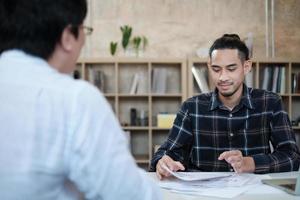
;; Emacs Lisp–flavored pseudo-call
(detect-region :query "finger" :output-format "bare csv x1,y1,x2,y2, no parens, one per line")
161,155,185,172
231,160,243,173
160,155,174,170
219,150,242,160
231,150,242,156
160,162,172,176
172,161,185,171
156,169,162,180
157,160,170,177
231,161,242,169
232,165,243,173
218,151,228,160
162,155,176,164
157,163,170,177
226,155,242,164
164,158,180,171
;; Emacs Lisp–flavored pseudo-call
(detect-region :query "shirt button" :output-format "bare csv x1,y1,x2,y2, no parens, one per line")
229,113,232,118
229,133,234,137
230,168,234,172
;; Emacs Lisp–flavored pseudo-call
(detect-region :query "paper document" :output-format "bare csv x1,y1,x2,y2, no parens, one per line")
162,164,232,181
158,172,269,198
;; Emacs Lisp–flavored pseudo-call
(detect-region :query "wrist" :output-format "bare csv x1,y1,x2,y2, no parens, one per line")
243,157,255,172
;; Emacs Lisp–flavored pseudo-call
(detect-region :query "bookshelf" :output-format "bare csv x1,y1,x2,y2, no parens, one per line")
188,58,300,144
75,58,187,169
74,57,300,167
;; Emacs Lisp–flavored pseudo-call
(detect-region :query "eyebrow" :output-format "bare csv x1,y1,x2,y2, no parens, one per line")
211,63,237,68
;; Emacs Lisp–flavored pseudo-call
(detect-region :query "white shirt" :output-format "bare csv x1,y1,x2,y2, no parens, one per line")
0,50,161,200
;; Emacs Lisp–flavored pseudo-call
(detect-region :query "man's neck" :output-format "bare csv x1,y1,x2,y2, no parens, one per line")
219,85,243,111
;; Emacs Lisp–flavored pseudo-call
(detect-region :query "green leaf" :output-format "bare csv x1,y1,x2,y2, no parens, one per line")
110,42,118,56
120,25,132,50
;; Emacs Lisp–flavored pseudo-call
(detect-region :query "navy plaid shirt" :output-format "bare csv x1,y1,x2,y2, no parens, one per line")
150,85,300,173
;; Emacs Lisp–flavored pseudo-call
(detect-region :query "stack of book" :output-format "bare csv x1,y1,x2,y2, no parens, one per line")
260,66,286,94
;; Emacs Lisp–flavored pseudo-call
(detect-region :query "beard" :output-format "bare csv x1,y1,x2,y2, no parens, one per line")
218,82,241,97
220,90,236,97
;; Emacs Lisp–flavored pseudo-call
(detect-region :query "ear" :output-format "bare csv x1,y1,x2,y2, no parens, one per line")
243,60,252,75
60,26,76,52
207,57,211,68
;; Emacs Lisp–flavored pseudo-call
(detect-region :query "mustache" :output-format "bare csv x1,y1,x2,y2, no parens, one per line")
217,81,233,85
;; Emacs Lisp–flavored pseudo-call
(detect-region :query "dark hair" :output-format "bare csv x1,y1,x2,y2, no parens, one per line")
209,34,249,62
0,0,87,59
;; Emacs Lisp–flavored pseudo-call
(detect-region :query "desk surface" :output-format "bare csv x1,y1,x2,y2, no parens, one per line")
148,172,300,200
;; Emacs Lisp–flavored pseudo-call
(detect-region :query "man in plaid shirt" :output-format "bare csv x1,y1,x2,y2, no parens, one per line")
151,34,300,179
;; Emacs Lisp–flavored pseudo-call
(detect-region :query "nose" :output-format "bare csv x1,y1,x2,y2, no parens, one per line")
218,69,229,82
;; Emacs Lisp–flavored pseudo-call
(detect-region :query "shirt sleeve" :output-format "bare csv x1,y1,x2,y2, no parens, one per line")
65,83,161,200
150,101,193,171
252,96,300,173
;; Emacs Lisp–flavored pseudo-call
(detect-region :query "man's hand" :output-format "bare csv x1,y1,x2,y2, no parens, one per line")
218,150,255,173
156,155,185,180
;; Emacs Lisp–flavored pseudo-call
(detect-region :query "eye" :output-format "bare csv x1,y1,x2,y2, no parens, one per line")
212,67,221,72
228,68,236,72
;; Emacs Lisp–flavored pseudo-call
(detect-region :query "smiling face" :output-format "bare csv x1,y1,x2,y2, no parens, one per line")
208,49,252,100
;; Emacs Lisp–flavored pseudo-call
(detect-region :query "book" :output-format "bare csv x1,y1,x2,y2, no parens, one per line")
291,73,297,93
94,70,105,92
157,113,176,128
152,68,167,94
261,66,272,91
129,73,139,94
271,66,279,93
276,67,282,93
268,67,274,91
280,67,286,94
192,66,210,93
88,67,95,84
137,72,147,94
298,72,300,93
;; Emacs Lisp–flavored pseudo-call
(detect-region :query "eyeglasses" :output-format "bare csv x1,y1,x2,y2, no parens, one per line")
81,25,93,36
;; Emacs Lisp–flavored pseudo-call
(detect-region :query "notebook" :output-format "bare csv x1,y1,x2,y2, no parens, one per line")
262,172,300,195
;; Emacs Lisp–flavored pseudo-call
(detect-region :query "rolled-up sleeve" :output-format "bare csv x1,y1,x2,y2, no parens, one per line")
150,101,193,171
253,97,300,173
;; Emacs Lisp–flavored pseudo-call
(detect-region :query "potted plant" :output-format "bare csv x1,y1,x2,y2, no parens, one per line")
132,36,141,57
120,25,132,51
110,41,118,56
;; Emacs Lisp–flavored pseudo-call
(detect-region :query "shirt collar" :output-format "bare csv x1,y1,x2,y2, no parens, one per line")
209,84,255,111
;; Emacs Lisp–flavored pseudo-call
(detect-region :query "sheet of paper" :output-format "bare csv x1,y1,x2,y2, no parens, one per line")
162,164,232,181
158,172,270,198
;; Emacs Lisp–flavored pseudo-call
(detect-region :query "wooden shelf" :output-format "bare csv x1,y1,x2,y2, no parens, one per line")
76,57,300,165
151,127,172,131
122,126,149,130
104,93,116,97
151,94,182,98
118,94,149,98
291,94,300,97
76,58,187,164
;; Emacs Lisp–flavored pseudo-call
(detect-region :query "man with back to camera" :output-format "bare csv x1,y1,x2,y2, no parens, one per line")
151,34,300,179
0,0,161,199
